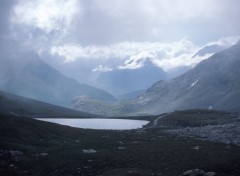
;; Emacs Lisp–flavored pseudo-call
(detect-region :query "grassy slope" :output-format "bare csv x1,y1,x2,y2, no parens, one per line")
1,113,240,176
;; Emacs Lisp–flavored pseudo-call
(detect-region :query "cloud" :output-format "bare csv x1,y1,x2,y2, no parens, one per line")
64,0,240,45
92,65,113,72
4,0,240,50
51,39,195,62
56,39,196,59
206,36,240,47
51,36,240,71
118,51,157,70
0,0,239,88
11,0,79,34
94,0,218,21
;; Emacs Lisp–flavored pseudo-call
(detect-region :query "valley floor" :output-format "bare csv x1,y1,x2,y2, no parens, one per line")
1,111,240,176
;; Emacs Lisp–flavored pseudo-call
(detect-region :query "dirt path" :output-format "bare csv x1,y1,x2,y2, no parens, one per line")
146,113,168,128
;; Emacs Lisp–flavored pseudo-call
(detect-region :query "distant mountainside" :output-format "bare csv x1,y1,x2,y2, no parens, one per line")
0,51,114,107
116,89,146,100
96,58,166,95
192,44,228,58
0,90,99,117
125,40,240,115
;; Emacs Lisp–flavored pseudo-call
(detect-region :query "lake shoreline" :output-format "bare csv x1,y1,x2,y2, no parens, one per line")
36,118,149,130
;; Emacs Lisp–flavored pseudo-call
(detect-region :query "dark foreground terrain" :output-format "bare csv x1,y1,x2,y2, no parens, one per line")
1,110,240,176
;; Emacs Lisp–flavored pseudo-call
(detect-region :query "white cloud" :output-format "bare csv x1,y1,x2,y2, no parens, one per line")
118,51,157,70
11,0,79,34
92,65,112,72
206,36,240,47
51,39,196,62
51,36,239,71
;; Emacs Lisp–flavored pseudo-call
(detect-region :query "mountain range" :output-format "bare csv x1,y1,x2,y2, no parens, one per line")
1,41,239,116
71,40,240,116
125,40,240,115
96,58,166,95
0,51,114,108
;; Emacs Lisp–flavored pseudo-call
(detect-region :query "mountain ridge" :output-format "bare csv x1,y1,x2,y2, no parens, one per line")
0,90,100,117
97,58,166,95
0,51,115,107
129,40,240,115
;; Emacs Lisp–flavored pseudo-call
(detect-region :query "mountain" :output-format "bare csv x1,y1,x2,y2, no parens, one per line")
0,51,115,107
0,90,99,117
118,40,240,115
116,89,146,100
96,58,166,95
192,44,228,58
71,96,116,116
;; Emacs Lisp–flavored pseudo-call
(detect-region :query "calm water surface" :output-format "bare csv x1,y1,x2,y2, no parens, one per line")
36,118,149,130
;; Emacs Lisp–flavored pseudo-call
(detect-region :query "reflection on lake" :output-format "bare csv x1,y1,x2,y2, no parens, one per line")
36,118,149,130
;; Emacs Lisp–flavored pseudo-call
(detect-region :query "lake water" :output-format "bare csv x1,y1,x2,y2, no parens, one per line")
36,118,149,130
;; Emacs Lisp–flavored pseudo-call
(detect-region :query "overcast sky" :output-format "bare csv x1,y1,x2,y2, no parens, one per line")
1,0,240,81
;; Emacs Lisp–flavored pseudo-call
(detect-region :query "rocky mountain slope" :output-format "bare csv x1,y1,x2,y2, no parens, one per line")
128,40,240,115
0,51,114,107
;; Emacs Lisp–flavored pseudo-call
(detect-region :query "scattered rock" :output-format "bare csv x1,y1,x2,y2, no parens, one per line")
83,149,97,154
168,122,240,146
102,135,109,138
150,138,157,141
127,170,141,176
0,150,23,162
181,169,215,176
192,146,201,150
118,147,126,150
9,164,14,168
9,151,23,156
132,141,139,144
205,172,216,176
38,153,49,157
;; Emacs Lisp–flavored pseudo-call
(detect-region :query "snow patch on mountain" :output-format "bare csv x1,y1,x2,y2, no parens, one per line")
190,79,199,88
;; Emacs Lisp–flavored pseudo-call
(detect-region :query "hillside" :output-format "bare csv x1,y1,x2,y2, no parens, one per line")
0,90,99,118
0,51,115,108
